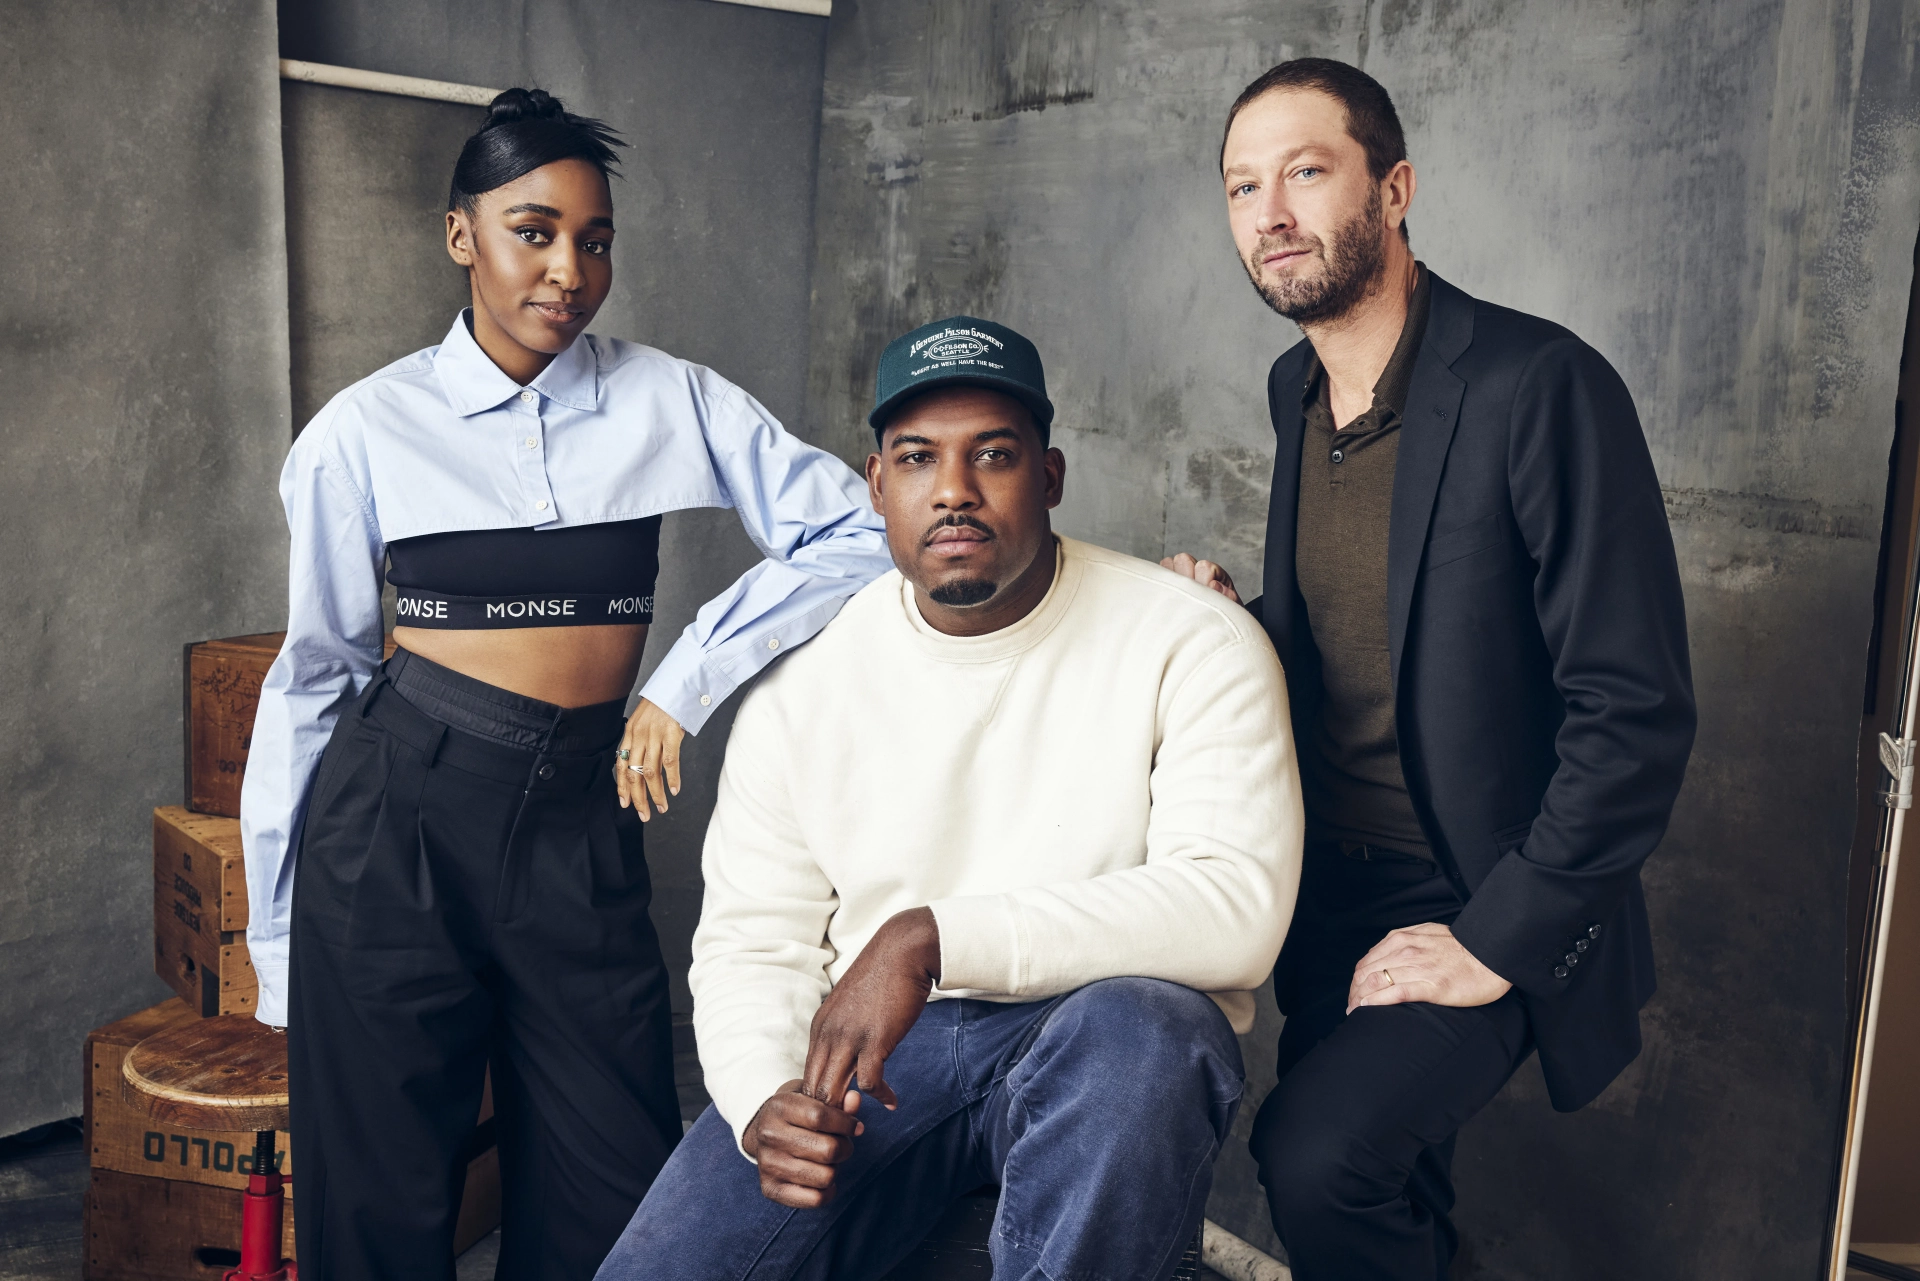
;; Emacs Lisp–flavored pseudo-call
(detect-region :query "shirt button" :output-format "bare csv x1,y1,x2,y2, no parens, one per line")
767,638,780,650
1330,449,1345,464
525,437,538,449
520,390,536,404
535,500,549,511
699,695,712,707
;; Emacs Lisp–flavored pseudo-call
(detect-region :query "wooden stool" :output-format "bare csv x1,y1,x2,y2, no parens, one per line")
122,1014,296,1281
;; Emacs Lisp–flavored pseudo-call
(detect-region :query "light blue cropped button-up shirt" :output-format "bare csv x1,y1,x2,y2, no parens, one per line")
239,313,891,1024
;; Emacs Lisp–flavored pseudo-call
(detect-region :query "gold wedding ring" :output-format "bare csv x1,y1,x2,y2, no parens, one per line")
1382,968,1395,987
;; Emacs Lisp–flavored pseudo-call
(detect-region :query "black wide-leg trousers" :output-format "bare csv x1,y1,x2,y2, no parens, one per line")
1249,846,1534,1281
288,652,679,1281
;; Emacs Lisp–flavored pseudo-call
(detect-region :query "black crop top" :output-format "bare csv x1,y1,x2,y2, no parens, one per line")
386,516,662,628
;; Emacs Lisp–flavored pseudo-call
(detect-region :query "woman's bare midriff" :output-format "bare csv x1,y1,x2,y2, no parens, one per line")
393,622,649,708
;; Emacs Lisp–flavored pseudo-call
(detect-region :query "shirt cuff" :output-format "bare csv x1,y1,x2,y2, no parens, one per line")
638,634,738,734
251,959,289,1027
713,1057,809,1162
927,895,1024,996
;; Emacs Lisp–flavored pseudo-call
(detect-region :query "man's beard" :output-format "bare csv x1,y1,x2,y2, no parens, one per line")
923,513,1001,606
929,578,998,607
1242,186,1388,326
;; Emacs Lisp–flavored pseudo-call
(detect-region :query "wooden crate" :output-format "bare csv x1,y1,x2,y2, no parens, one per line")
84,1000,498,1276
85,1166,294,1281
185,634,284,819
155,808,247,934
185,633,396,818
152,808,255,1016
84,1152,498,1279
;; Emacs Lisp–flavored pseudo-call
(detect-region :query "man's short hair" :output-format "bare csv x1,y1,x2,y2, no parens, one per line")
1222,57,1408,178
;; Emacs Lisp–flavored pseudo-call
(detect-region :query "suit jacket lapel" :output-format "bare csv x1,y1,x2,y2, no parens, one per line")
1261,341,1312,661
1387,272,1475,688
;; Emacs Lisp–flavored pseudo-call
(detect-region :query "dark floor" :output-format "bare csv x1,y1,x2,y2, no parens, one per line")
0,1120,85,1281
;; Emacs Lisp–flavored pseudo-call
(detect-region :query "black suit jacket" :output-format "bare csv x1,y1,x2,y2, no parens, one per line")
1256,271,1695,1111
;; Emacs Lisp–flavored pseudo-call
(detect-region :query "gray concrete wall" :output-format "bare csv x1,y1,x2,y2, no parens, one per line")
277,0,832,1010
282,82,478,433
803,1,1920,1276
0,0,292,1136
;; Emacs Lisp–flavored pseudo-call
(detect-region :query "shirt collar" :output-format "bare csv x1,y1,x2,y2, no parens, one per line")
432,309,602,417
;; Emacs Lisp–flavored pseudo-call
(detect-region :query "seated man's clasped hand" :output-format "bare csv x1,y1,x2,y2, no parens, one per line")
746,905,941,1207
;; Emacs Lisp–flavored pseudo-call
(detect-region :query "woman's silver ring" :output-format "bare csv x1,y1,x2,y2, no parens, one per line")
616,747,631,760
626,764,647,775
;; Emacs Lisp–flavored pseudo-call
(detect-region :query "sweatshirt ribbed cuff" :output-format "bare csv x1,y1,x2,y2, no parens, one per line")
928,895,1023,995
713,1057,809,1162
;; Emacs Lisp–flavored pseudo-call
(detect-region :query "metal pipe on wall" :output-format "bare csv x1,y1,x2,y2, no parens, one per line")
278,59,501,105
711,0,831,12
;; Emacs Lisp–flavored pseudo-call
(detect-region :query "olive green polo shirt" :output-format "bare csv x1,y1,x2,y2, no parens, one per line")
1295,265,1434,858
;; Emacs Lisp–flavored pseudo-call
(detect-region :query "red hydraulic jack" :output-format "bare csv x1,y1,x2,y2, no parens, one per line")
228,1129,297,1281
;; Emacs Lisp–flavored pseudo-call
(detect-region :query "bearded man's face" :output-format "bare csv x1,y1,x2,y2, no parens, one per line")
1222,88,1398,327
1240,182,1387,325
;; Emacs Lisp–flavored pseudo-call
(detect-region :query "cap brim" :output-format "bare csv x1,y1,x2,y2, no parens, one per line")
869,372,1055,433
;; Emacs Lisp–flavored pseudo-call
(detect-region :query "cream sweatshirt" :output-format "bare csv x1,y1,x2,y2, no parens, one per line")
690,536,1305,1144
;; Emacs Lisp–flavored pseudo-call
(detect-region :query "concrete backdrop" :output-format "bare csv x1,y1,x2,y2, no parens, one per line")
277,0,834,1014
281,81,478,433
0,0,292,1136
801,1,1920,1277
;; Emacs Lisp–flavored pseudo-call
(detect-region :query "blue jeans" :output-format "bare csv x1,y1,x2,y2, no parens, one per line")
596,978,1245,1281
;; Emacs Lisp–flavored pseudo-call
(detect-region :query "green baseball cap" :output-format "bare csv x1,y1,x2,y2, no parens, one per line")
869,315,1055,442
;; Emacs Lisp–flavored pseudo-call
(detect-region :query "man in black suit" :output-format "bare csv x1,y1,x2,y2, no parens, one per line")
1163,59,1696,1279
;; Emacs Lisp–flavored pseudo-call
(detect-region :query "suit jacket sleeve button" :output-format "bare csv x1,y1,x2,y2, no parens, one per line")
1554,965,1571,979
1574,939,1589,953
1564,952,1580,966
1588,923,1602,939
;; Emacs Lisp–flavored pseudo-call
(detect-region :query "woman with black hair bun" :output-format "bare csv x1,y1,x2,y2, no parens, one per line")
239,87,891,1278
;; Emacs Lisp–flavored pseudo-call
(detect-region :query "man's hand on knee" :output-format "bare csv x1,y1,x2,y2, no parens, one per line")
744,1082,865,1208
801,907,941,1112
1346,922,1512,1013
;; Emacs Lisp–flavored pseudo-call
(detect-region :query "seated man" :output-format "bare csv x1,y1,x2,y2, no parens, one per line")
597,316,1303,1281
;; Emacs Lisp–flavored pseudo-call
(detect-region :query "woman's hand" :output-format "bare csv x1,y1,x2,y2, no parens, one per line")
616,698,685,820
